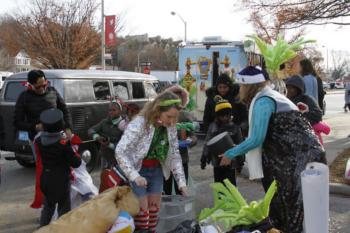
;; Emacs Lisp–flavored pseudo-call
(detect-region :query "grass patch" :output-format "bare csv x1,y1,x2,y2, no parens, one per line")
329,148,350,185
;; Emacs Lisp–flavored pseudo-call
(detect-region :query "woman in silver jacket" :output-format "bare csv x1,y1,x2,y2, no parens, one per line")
115,90,188,232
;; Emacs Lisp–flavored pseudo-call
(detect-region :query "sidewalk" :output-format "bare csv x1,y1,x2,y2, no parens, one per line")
323,113,350,163
327,89,346,95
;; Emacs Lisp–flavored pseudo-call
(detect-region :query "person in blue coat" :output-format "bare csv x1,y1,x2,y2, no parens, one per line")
298,59,323,105
219,66,326,233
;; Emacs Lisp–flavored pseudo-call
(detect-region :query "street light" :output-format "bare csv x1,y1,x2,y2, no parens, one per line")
322,45,329,72
171,11,187,43
101,0,105,70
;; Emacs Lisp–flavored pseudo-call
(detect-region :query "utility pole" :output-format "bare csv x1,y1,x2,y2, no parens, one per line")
101,0,105,70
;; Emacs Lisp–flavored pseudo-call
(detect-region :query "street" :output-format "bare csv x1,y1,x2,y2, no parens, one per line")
0,91,349,233
325,90,346,115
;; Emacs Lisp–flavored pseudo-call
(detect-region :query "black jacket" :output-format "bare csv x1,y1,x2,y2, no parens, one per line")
37,135,81,203
202,121,244,168
14,87,72,140
316,77,326,110
203,85,248,133
291,94,322,125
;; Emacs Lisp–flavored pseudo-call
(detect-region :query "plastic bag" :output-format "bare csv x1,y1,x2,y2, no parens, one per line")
167,220,202,233
107,210,135,233
100,165,128,193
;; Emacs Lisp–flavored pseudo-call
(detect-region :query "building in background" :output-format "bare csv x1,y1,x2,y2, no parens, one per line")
0,49,34,73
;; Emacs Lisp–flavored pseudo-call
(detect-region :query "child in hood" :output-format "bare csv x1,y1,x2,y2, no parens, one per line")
286,75,330,145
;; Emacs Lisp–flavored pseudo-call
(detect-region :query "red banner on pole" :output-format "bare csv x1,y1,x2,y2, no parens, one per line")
105,15,116,46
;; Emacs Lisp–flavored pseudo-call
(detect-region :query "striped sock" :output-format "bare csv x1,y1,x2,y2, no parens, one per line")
149,206,160,233
134,208,149,230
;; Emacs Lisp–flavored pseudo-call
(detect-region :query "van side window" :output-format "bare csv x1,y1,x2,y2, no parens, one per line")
64,80,94,102
145,82,157,98
113,81,129,100
93,81,111,100
4,82,26,102
132,82,145,99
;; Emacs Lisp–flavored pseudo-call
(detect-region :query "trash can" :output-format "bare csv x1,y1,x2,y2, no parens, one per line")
157,195,195,232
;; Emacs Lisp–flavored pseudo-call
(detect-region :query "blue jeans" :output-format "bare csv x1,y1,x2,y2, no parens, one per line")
130,165,163,197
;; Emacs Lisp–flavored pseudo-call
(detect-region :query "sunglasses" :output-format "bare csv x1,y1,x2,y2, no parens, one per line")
34,84,47,89
33,81,48,89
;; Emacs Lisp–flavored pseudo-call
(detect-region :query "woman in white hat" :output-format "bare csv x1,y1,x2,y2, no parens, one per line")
219,66,326,233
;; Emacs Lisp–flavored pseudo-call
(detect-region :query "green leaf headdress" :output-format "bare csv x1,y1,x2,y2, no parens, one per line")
246,35,316,79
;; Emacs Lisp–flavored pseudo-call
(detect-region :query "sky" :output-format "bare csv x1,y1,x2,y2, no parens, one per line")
2,0,350,68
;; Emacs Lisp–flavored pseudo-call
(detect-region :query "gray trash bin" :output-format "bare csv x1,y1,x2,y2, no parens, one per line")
156,195,195,233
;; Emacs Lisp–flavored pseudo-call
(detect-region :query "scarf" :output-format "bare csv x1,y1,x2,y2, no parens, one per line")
246,86,271,180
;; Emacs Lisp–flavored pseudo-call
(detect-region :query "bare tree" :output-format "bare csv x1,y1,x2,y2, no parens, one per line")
330,50,350,80
237,0,350,28
0,0,102,69
248,10,306,43
116,37,178,71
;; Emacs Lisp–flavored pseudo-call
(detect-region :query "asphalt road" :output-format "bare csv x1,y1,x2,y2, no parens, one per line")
324,90,345,115
0,92,349,233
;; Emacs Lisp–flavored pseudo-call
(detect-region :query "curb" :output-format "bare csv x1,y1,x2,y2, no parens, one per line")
326,91,345,95
329,182,350,196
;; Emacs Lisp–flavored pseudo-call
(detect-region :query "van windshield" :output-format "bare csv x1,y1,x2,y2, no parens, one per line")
4,81,27,102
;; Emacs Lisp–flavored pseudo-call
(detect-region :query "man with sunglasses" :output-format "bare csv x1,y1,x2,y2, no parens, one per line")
14,69,72,161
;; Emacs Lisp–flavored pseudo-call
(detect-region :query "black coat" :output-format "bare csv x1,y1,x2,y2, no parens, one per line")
316,77,326,110
37,136,81,204
203,85,248,133
14,87,72,140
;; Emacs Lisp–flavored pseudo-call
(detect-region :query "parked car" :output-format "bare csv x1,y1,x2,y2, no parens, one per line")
0,70,160,171
322,81,330,89
334,81,345,89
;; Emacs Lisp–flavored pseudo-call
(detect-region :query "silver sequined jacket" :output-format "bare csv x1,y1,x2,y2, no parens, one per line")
115,116,186,188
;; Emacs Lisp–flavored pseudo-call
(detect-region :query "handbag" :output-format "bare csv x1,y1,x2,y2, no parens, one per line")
99,164,128,193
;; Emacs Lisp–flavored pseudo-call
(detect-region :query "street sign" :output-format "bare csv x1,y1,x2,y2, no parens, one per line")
143,66,150,74
140,62,152,66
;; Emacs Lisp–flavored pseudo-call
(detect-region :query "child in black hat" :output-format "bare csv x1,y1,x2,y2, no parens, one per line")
35,108,81,227
201,96,244,185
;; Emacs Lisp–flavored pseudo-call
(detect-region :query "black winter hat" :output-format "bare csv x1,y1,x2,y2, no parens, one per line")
215,73,232,87
40,108,64,133
285,75,305,93
214,96,232,116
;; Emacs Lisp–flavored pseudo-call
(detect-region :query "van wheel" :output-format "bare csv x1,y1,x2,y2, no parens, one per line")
16,158,35,168
78,143,99,173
